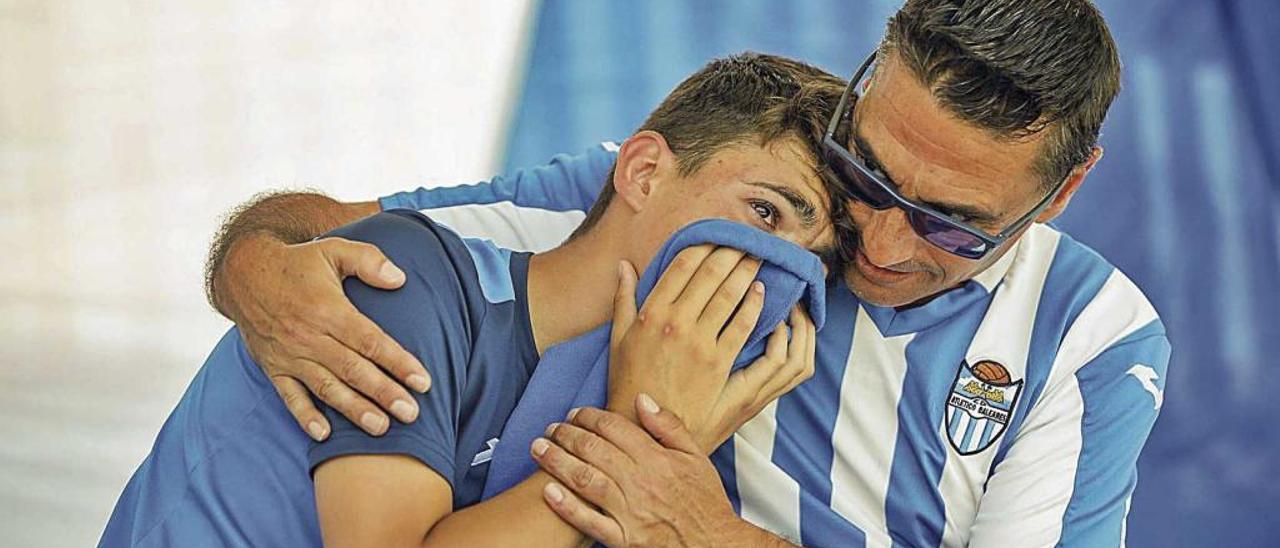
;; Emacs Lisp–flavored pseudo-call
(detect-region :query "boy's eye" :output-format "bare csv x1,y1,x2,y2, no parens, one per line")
749,200,780,229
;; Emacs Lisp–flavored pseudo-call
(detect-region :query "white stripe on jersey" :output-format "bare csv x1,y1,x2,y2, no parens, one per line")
938,228,1059,546
1121,494,1132,547
969,268,1159,546
1049,270,1160,388
420,202,583,253
829,306,914,548
734,400,802,543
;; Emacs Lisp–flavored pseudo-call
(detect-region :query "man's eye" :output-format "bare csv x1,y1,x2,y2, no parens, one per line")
855,150,890,180
749,200,780,229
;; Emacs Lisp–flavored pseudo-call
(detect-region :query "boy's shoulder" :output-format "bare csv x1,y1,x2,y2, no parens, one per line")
326,209,504,317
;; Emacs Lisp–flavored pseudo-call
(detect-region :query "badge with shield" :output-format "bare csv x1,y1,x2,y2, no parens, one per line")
944,360,1023,456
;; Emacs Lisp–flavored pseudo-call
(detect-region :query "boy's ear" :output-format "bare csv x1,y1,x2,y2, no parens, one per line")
612,131,672,213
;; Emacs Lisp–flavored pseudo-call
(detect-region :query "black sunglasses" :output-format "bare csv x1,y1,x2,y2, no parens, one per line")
821,53,1067,260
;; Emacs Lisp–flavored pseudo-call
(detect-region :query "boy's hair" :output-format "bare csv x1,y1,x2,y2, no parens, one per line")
569,52,849,239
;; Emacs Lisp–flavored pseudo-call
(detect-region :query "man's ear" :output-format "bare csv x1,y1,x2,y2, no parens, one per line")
1036,146,1102,223
612,131,671,213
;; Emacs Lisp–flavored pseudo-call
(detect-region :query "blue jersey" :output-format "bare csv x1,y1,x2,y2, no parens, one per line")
100,210,537,546
384,143,1173,548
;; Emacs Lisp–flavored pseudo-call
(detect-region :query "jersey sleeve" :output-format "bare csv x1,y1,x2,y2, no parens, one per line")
307,210,480,488
379,142,618,213
968,325,1171,547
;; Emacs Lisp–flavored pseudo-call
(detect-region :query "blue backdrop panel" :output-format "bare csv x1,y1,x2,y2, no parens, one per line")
502,1,1279,545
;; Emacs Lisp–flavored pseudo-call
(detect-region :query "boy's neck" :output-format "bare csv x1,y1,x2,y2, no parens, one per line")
525,222,629,355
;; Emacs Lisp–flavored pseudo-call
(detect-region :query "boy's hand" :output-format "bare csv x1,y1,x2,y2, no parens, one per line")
606,245,816,452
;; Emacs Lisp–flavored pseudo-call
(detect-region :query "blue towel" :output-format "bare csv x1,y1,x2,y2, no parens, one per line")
481,218,827,499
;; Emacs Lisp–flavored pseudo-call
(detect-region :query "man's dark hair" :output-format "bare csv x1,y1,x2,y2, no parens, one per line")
569,52,849,239
882,0,1121,188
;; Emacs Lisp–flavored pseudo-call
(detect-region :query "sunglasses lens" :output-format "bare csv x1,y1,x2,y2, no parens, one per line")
823,145,894,209
913,212,988,259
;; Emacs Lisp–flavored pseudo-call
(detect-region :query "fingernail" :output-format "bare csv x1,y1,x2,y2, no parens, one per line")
532,437,550,457
307,421,328,441
361,412,388,434
380,261,405,283
545,422,560,436
638,393,660,415
567,407,580,421
618,261,627,280
753,280,765,293
545,482,565,503
407,374,430,393
390,400,418,422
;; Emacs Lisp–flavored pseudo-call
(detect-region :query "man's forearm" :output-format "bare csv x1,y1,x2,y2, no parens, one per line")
204,190,379,319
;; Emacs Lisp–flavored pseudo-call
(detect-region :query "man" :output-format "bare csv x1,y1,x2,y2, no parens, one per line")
102,53,840,546
211,1,1170,546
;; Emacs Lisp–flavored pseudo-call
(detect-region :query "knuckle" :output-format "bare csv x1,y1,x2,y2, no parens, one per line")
354,331,383,359
692,344,717,365
275,387,302,410
314,378,343,403
574,432,600,455
350,240,377,253
570,465,597,491
594,413,621,435
640,304,668,325
308,305,335,326
660,319,684,339
710,287,740,310
368,382,400,406
669,253,697,274
280,388,305,409
697,259,730,282
277,320,306,343
760,354,781,370
799,365,816,382
253,351,284,374
336,355,365,383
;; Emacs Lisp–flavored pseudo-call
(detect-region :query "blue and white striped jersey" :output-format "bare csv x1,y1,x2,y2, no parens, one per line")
383,143,1172,548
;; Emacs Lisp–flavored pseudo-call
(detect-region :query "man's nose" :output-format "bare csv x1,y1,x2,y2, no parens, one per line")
859,206,918,267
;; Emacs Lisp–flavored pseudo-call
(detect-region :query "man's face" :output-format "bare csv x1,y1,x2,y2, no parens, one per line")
632,136,835,266
840,53,1052,307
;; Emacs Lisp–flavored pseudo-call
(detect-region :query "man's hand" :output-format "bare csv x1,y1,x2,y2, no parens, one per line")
608,246,817,452
221,232,431,440
531,399,793,547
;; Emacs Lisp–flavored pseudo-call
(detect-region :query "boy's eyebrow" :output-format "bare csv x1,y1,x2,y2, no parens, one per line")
850,127,1002,224
746,181,820,229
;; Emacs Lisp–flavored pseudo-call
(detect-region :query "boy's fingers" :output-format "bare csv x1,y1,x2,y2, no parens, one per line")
717,280,766,354
697,256,761,331
646,245,715,305
671,247,746,320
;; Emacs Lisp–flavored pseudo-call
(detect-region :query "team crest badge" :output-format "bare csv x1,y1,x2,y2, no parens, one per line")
944,360,1023,456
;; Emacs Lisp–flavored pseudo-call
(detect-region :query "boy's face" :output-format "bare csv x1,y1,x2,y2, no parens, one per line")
629,136,836,270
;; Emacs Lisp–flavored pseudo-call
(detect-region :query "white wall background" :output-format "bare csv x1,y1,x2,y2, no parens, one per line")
0,2,535,545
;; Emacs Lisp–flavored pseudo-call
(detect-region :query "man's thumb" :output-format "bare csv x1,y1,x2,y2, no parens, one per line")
322,237,405,289
636,393,700,454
